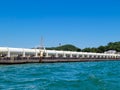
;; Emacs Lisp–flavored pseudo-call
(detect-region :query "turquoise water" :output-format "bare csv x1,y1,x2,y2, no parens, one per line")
0,61,120,90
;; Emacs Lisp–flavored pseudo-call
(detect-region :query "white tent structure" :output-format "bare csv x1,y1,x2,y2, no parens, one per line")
0,47,120,59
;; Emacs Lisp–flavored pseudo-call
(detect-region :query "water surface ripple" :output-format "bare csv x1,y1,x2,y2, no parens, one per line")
0,61,120,90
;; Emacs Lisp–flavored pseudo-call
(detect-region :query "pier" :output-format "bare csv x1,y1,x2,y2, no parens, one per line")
0,47,120,64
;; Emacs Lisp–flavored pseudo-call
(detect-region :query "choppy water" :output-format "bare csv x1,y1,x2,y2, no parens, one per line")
0,61,120,90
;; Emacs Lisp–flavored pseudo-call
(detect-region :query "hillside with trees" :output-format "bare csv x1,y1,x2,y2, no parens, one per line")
46,41,120,53
82,41,120,53
46,44,81,51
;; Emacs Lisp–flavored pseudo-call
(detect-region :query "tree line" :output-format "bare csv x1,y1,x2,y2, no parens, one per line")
46,41,120,53
82,41,120,53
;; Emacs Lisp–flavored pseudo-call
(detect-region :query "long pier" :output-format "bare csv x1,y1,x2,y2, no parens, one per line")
0,57,120,64
0,47,120,64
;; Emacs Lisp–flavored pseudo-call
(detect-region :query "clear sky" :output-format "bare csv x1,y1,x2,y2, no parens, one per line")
0,0,120,49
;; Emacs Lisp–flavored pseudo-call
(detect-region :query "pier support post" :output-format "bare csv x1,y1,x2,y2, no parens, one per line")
7,48,10,57
100,55,102,59
46,52,49,57
35,52,38,57
76,54,79,58
87,55,90,58
91,55,94,58
35,49,38,57
82,55,85,58
63,53,66,58
23,51,25,57
70,53,72,58
55,53,58,58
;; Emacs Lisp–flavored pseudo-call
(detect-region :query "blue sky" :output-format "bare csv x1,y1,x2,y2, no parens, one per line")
0,0,120,49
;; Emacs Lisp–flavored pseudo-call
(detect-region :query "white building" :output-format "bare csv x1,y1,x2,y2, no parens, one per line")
104,50,117,54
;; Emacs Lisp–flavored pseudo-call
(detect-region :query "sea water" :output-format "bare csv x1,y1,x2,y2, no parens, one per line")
0,61,120,90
